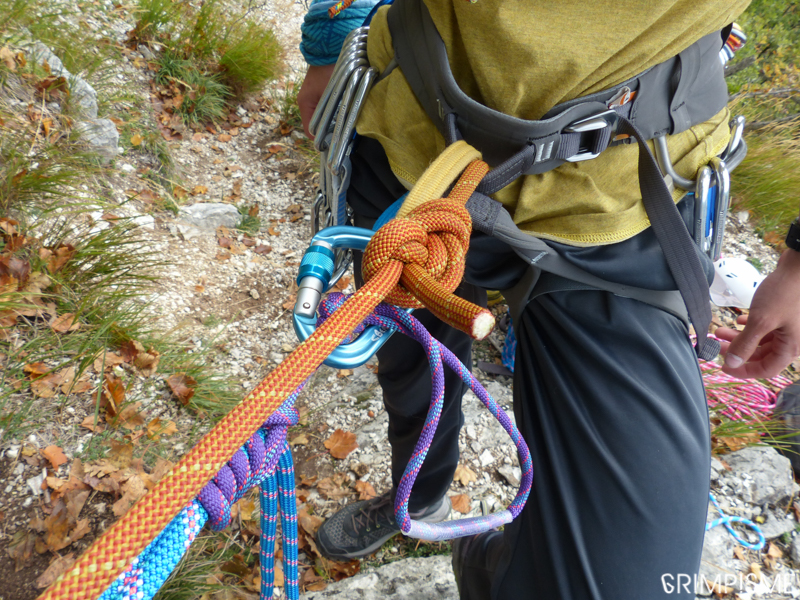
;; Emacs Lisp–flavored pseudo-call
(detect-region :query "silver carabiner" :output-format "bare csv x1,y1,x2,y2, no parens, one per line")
313,57,369,151
709,157,731,261
329,67,378,175
693,166,712,253
327,66,368,172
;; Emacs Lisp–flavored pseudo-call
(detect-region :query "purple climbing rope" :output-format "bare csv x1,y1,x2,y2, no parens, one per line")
320,293,534,542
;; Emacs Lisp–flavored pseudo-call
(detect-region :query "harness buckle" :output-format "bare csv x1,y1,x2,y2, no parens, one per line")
564,109,620,162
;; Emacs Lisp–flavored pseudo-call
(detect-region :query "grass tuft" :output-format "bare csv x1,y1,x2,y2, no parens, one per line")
136,0,283,126
219,21,283,97
731,126,800,236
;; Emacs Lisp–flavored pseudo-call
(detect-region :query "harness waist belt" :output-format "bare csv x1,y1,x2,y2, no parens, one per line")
386,0,729,173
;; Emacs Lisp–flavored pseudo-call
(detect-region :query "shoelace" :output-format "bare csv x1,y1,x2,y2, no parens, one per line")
351,494,394,532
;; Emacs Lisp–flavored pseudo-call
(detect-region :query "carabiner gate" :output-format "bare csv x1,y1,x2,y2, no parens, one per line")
293,226,407,369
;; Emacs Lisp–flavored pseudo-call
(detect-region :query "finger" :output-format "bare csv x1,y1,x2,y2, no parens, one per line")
724,350,790,380
298,101,316,140
714,327,737,343
724,321,770,371
736,314,749,325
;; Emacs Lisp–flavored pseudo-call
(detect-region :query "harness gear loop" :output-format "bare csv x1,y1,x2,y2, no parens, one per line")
362,154,494,339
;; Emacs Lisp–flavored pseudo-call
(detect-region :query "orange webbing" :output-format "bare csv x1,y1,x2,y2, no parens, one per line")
39,160,493,600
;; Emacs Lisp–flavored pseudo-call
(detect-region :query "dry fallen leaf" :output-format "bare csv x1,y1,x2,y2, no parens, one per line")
31,372,64,398
130,134,143,146
454,464,478,486
323,429,358,459
317,474,350,500
115,402,145,430
7,530,36,572
41,446,68,470
80,414,105,432
333,275,352,292
298,507,325,536
450,494,471,514
767,542,783,559
289,433,309,446
354,480,376,500
0,46,16,71
100,374,126,417
49,312,80,333
191,185,208,195
325,557,361,582
146,417,178,439
112,473,147,517
218,133,232,143
23,361,50,379
93,351,125,373
301,567,327,592
36,553,76,588
167,373,197,406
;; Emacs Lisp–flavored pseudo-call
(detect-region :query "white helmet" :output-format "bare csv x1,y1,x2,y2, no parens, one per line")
709,257,765,309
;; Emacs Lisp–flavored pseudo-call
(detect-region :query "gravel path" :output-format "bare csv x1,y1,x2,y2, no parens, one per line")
1,1,798,599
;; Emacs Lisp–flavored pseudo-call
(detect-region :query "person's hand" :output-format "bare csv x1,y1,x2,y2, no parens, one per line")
297,64,336,139
717,249,800,379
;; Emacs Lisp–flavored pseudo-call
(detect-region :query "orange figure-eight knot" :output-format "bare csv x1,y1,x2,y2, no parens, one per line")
362,160,495,340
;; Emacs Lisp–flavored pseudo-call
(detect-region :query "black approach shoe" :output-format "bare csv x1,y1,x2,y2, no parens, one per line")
316,491,451,561
452,530,504,600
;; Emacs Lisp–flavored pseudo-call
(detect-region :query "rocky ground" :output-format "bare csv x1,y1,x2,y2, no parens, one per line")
1,1,799,599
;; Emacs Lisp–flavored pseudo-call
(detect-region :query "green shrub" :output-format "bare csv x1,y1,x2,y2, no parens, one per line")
176,68,230,124
135,0,283,126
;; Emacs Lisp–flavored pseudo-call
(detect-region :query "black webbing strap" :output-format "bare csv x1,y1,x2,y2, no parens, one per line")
465,192,691,330
616,118,719,359
465,117,720,359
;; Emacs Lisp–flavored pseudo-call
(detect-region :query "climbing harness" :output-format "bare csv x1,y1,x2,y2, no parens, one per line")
384,0,752,361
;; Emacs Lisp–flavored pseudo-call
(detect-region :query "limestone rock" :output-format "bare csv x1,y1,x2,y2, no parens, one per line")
28,41,98,118
75,118,119,162
757,509,796,540
721,446,794,506
178,203,242,230
303,556,457,599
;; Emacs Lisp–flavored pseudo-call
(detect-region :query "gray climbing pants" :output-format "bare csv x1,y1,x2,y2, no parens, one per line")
347,136,713,599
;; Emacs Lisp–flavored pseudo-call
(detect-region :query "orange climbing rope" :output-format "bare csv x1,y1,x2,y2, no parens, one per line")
39,157,492,600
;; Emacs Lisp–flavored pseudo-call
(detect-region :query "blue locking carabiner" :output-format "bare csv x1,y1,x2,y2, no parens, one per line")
292,226,408,369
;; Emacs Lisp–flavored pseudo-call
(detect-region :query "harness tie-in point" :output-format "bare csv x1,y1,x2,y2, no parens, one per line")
362,156,495,340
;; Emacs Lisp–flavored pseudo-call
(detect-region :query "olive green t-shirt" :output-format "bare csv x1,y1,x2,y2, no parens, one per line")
356,0,750,245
